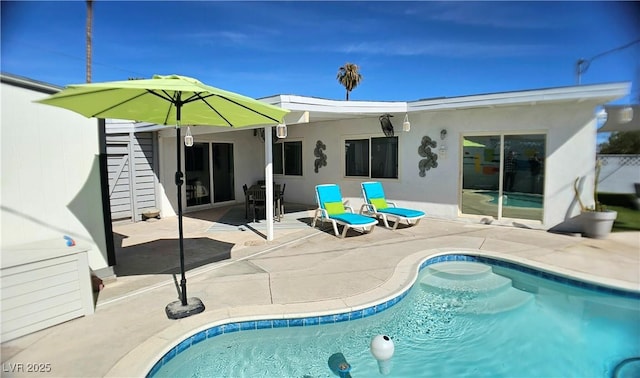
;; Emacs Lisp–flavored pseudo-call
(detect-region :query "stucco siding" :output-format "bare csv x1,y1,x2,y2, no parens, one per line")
1,80,109,271
154,101,608,230
152,86,626,232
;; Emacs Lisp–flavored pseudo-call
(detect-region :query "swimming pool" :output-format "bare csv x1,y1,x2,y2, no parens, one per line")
148,255,640,377
485,191,543,209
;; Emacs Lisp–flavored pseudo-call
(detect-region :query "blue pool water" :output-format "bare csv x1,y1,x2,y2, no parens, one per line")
149,256,640,378
485,191,543,209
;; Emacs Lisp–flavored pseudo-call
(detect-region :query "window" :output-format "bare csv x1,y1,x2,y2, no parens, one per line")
273,141,302,176
345,137,398,179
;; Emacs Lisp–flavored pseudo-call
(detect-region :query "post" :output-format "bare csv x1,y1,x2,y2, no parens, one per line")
264,126,274,241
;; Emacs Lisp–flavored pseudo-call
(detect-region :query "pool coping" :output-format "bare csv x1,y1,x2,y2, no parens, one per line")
106,248,640,377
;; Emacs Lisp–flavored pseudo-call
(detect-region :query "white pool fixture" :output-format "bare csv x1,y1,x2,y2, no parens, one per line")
370,334,394,375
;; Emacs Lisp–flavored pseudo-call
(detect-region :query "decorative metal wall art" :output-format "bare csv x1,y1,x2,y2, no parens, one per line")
314,140,327,173
418,135,439,177
379,114,395,137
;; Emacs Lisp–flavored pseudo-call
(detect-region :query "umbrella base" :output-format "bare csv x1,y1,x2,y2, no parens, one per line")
165,297,205,319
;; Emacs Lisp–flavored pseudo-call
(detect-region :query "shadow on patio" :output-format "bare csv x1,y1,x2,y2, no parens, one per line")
113,233,233,276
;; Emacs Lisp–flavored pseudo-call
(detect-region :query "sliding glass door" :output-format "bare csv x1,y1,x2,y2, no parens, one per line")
185,142,235,207
185,142,211,207
461,134,545,221
212,143,235,203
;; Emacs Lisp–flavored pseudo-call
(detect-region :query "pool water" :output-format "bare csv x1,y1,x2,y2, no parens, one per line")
151,260,639,378
485,191,543,209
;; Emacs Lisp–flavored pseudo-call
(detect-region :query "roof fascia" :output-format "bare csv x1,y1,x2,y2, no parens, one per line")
265,95,408,114
266,83,630,115
1,73,62,95
408,82,631,111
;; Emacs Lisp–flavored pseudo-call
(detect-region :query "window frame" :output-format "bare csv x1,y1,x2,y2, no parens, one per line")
273,140,303,177
344,134,399,180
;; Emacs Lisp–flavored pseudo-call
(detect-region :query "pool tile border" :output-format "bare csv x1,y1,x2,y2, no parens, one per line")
147,253,640,377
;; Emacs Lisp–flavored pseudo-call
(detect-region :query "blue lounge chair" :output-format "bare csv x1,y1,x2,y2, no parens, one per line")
360,181,425,229
312,184,377,238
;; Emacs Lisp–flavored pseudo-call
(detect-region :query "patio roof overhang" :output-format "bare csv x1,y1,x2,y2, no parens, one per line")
126,81,631,136
263,82,630,124
261,94,408,124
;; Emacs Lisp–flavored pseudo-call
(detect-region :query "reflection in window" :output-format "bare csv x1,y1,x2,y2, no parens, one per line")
185,142,211,207
372,137,398,179
345,139,369,177
273,141,302,176
212,143,235,203
461,134,545,221
345,137,398,179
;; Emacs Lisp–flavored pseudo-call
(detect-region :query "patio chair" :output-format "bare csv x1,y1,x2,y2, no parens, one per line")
312,184,377,238
251,187,267,222
360,181,425,230
278,183,286,218
243,184,254,219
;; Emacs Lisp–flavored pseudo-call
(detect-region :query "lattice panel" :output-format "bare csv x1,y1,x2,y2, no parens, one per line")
598,155,640,166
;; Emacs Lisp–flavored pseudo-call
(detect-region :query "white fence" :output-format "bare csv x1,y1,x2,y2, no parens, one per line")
597,154,640,194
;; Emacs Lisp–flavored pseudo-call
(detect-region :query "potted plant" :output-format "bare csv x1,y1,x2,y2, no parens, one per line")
573,160,617,238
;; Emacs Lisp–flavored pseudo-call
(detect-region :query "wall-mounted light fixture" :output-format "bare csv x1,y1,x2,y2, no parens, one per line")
619,106,634,123
439,144,447,158
184,126,194,147
403,114,411,132
276,123,287,139
439,129,447,158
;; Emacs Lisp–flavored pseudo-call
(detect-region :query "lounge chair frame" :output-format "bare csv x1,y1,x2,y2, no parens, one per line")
360,181,425,230
312,184,377,238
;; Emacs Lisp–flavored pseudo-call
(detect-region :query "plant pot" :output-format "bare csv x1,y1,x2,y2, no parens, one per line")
581,210,617,239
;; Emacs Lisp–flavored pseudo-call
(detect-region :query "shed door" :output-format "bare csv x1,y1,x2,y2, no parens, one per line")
106,132,156,221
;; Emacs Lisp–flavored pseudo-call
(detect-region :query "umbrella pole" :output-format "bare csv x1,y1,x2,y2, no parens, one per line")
176,126,188,306
165,111,205,319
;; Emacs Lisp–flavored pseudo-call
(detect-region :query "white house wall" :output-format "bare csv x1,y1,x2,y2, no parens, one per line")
275,100,603,230
152,90,621,232
1,81,109,271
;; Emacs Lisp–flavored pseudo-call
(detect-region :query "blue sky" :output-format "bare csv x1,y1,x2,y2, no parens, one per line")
2,1,639,104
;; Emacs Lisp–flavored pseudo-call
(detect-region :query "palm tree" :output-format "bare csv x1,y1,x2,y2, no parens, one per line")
86,0,93,83
336,63,362,101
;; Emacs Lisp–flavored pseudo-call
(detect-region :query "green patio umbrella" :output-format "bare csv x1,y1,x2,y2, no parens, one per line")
37,74,289,319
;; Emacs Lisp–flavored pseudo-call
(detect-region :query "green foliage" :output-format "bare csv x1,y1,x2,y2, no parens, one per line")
597,192,637,208
336,63,362,101
599,131,640,154
607,205,640,232
597,193,640,232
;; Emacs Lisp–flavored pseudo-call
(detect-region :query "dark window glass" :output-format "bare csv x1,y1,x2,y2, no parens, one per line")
273,143,283,175
371,137,398,179
345,139,369,176
185,142,211,207
284,141,302,176
345,137,398,178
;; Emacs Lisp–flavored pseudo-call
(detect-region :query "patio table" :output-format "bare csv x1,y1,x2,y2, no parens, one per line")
245,184,282,221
